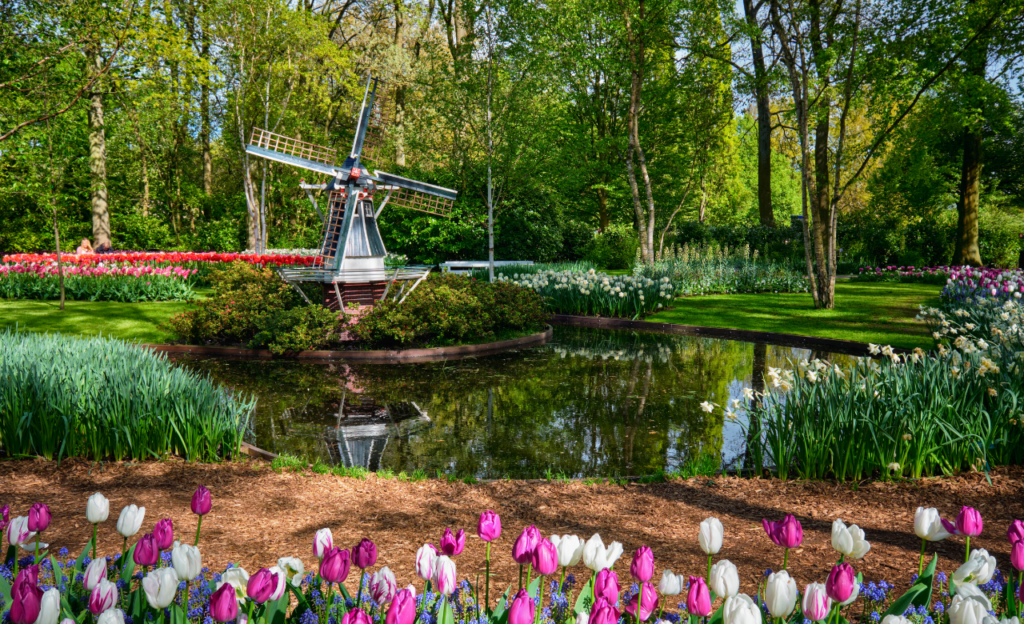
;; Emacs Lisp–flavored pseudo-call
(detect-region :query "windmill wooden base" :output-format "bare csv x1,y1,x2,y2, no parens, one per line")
321,282,389,310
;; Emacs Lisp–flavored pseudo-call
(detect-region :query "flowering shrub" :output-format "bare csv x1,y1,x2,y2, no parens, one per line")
0,262,197,302
2,491,1022,624
939,268,1024,306
496,270,673,319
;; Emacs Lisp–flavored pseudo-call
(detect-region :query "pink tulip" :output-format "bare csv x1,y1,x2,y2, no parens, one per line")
341,609,372,624
686,576,712,617
247,568,276,604
191,486,212,515
321,547,351,584
956,507,983,537
630,545,654,582
825,564,856,603
0,504,10,532
89,580,118,615
153,518,174,550
590,599,621,624
802,583,831,622
10,568,43,624
763,514,803,548
209,583,238,623
1012,540,1024,572
27,503,51,532
626,581,658,622
513,525,541,565
1008,520,1024,544
133,534,160,567
507,589,535,624
594,569,620,603
352,538,377,569
440,528,466,557
478,511,501,542
385,588,417,624
531,538,559,575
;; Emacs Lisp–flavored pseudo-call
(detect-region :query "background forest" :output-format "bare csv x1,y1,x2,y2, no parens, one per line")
1,0,1023,271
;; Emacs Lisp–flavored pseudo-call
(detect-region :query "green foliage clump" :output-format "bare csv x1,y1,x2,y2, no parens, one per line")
351,273,549,348
0,330,253,462
168,262,346,354
583,223,640,270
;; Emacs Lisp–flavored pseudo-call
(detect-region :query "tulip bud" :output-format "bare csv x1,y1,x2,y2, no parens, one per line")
434,555,457,596
625,581,658,622
209,583,239,623
89,579,119,615
277,557,305,587
763,515,803,548
352,538,378,569
513,525,541,565
314,528,334,559
440,528,465,557
172,542,202,581
687,576,712,617
914,507,954,542
96,609,126,624
247,568,276,604
723,594,762,624
953,548,997,585
116,505,145,539
698,517,724,555
709,560,740,599
478,511,502,543
84,557,108,591
801,583,831,622
268,566,288,602
956,507,984,537
532,539,559,576
1008,520,1024,545
1012,540,1024,572
27,503,51,533
86,493,110,525
6,516,36,546
191,486,212,516
658,570,683,596
321,547,351,584
153,518,174,550
582,534,623,572
508,589,535,624
341,609,372,624
9,569,43,624
133,534,160,567
831,520,870,559
386,588,417,624
630,545,654,582
825,564,856,604
142,568,179,610
415,544,438,581
764,571,798,619
370,566,398,604
594,569,620,603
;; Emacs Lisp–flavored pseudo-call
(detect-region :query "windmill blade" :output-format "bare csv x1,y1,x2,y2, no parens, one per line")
360,83,393,162
374,170,457,218
247,128,340,177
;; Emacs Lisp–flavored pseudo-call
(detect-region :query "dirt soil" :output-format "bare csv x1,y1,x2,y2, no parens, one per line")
3,459,1022,602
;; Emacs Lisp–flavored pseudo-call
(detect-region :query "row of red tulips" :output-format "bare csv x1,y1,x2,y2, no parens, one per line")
1,252,316,267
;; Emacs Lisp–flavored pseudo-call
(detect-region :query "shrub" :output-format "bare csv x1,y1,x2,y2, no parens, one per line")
583,223,640,269
351,273,549,348
0,330,253,462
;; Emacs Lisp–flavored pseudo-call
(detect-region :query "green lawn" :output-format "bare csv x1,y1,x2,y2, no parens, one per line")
646,281,941,349
0,299,191,343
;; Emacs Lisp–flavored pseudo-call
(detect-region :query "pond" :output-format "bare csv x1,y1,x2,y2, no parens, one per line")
174,327,844,479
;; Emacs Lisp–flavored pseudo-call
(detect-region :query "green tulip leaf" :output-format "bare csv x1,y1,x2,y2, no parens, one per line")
0,575,11,607
173,603,187,624
267,591,289,624
882,584,926,617
439,600,456,624
338,582,354,604
707,602,725,624
527,577,541,601
288,583,311,610
573,577,595,615
74,538,94,574
4,545,15,567
49,554,67,588
120,544,138,583
491,585,513,621
912,555,938,608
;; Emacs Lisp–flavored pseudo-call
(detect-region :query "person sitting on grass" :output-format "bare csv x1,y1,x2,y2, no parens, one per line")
95,241,112,253
75,238,94,254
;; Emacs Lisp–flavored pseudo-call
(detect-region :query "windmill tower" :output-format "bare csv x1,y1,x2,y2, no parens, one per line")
246,74,457,310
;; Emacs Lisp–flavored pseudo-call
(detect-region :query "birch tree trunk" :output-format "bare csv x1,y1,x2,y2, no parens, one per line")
87,48,111,247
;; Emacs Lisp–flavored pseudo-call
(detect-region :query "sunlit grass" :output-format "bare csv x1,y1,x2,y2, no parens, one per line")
0,298,193,343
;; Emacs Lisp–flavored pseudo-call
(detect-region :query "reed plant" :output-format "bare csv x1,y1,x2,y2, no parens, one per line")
0,330,253,462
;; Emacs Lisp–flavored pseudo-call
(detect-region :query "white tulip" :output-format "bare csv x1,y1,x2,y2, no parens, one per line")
142,568,179,610
576,613,589,624
953,549,997,586
268,566,288,601
60,619,76,624
581,534,624,572
699,517,724,555
723,594,762,624
658,570,684,596
96,609,126,624
6,516,36,546
277,557,305,587
36,588,61,624
313,528,333,558
415,544,438,581
954,582,993,612
831,520,871,559
218,567,250,604
86,493,110,525
949,595,991,624
171,542,202,581
116,505,145,539
370,566,397,604
83,557,108,591
764,571,798,618
983,618,1020,624
914,507,953,542
881,617,913,624
549,535,585,567
709,560,740,598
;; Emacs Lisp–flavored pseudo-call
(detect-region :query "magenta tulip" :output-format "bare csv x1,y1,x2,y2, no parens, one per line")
956,507,983,537
508,589,536,624
209,583,238,623
321,547,351,584
353,538,378,569
531,538,558,576
1019,579,1024,605
513,525,541,565
386,588,417,624
341,609,372,624
0,504,10,532
594,569,620,603
192,486,212,515
478,511,502,542
687,576,712,617
440,528,466,557
630,545,654,582
626,581,658,622
1012,540,1024,572
763,514,804,548
153,518,174,550
590,598,621,624
27,503,51,533
9,568,43,624
248,568,276,604
1008,520,1024,544
826,564,856,603
133,533,160,567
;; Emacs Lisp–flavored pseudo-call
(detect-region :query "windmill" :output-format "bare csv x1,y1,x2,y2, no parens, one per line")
246,74,457,310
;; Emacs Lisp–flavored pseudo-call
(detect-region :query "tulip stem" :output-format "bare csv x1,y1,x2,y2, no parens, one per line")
964,536,971,563
535,579,544,624
526,565,532,592
35,537,40,564
92,524,98,562
518,564,523,592
195,515,203,547
485,543,491,615
560,567,566,594
782,548,789,572
356,570,366,611
637,582,644,624
706,555,712,582
122,536,127,566
918,539,926,577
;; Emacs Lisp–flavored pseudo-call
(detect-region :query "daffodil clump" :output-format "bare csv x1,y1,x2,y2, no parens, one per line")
496,269,674,319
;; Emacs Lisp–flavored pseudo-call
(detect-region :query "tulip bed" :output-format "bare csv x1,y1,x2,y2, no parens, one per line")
0,263,198,303
939,268,1024,307
1,253,316,268
2,490,1024,624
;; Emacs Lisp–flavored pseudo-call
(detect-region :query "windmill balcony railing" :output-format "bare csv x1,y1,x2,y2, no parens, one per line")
276,265,433,284
249,128,337,166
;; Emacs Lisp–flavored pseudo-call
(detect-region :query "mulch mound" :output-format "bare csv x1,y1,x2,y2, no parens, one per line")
3,459,1022,601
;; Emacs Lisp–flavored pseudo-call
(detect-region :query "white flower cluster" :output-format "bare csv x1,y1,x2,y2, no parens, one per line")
496,269,674,318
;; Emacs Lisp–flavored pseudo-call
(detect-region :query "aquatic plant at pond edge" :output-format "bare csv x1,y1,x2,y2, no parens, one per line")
0,330,253,462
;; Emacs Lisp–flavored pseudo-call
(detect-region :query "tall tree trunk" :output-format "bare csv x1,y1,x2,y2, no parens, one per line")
597,185,609,232
201,51,212,197
743,0,774,227
812,114,833,308
87,49,111,248
952,39,987,267
623,1,653,264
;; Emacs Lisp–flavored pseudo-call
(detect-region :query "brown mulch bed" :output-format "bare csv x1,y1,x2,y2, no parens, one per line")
2,459,1022,601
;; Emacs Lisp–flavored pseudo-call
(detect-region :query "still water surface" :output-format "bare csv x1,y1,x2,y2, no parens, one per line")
175,327,840,478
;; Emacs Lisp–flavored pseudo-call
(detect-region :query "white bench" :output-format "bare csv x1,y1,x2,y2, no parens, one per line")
439,261,534,275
